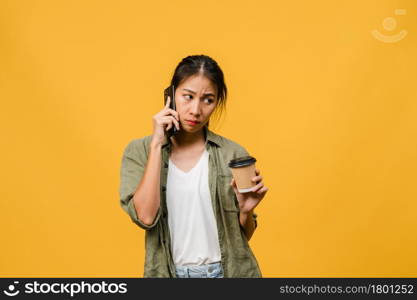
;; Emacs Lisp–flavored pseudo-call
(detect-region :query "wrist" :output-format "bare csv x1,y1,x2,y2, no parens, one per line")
150,139,163,150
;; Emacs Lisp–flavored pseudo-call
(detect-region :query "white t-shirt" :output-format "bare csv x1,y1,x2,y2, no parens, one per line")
166,149,222,266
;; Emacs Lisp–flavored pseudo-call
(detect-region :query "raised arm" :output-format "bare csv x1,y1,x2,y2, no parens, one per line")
119,96,180,229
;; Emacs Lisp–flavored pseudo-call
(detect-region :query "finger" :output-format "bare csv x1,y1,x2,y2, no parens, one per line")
162,116,180,130
251,175,263,183
230,178,237,187
251,181,264,193
167,108,180,121
257,186,268,195
171,116,180,130
162,110,179,125
230,178,239,193
165,96,170,108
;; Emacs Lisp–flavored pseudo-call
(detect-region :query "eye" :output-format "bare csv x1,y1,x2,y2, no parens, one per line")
204,98,214,104
183,94,192,100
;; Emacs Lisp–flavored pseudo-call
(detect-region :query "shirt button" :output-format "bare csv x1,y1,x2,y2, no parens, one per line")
162,186,166,192
164,162,168,168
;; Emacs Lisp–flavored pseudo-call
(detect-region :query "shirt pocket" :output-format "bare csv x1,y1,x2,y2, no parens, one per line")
218,174,240,213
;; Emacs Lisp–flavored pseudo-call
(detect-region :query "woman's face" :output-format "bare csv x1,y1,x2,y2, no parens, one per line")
174,74,218,133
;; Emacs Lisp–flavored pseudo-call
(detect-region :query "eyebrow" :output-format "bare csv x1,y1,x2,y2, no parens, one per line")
182,88,215,97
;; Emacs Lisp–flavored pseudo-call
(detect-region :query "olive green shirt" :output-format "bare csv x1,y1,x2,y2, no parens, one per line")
119,126,262,277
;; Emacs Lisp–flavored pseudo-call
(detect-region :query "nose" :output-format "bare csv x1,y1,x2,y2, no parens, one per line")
190,99,201,117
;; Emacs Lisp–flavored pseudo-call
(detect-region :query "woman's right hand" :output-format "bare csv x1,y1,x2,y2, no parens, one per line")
150,96,180,146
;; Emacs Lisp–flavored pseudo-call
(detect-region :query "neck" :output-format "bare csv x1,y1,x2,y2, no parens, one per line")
170,127,206,149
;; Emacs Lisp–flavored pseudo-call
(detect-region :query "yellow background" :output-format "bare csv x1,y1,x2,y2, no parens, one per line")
1,0,416,277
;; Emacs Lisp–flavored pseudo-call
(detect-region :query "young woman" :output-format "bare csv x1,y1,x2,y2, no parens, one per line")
120,55,268,278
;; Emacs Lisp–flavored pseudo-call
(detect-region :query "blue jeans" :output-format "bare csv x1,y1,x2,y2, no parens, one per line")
175,262,224,278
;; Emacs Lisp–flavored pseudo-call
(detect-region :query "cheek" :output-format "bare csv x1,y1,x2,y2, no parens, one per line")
176,97,187,110
207,106,217,116
175,107,186,120
174,99,183,111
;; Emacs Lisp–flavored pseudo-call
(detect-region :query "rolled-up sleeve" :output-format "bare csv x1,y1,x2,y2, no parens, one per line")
119,139,161,230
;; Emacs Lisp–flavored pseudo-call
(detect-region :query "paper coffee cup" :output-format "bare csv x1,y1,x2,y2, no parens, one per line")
228,156,257,193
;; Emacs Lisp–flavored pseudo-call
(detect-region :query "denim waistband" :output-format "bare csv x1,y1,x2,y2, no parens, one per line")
175,261,221,270
175,261,223,278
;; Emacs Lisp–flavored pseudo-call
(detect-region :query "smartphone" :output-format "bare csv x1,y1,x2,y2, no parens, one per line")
164,85,178,136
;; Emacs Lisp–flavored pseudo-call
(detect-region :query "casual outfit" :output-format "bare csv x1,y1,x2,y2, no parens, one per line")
119,126,261,277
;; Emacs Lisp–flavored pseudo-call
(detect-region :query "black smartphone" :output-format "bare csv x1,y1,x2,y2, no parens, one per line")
164,85,178,136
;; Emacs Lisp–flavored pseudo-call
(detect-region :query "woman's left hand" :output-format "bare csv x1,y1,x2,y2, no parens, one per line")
230,168,268,213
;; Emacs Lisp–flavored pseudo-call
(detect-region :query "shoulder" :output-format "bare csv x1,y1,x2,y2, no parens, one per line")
122,135,153,158
211,132,250,161
215,134,250,157
210,133,251,176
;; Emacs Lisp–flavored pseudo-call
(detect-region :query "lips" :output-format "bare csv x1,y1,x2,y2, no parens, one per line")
185,120,200,125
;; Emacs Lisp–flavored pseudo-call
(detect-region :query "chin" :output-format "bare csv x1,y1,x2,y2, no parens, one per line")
182,124,203,133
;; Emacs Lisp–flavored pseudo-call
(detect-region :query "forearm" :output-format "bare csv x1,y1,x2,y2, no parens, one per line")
132,142,162,225
239,210,256,241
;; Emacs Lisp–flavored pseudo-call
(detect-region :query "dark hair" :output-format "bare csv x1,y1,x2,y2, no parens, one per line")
170,55,227,129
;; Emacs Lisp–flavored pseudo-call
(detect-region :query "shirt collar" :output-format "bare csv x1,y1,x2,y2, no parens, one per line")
161,125,222,148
